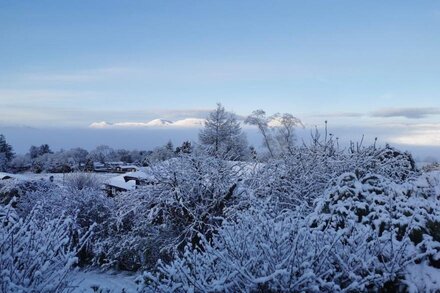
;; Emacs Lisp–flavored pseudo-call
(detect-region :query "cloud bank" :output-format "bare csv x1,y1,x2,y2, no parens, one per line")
371,107,440,119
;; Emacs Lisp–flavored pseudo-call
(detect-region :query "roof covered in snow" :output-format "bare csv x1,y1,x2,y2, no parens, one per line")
105,175,136,191
123,170,155,181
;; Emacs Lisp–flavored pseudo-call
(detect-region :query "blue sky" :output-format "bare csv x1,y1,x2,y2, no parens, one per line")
1,0,440,147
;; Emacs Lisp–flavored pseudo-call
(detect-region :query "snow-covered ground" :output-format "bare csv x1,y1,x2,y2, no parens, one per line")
406,262,440,292
68,270,138,293
17,172,116,187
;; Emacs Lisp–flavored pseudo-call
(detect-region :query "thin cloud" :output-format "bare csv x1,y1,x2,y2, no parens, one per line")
311,112,364,118
24,67,140,83
371,107,440,119
0,89,101,103
0,102,212,128
16,60,352,86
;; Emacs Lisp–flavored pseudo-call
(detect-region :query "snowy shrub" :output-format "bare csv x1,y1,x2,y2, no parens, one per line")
64,172,102,194
313,171,440,269
137,151,430,292
94,154,243,271
139,203,413,292
0,199,91,292
249,138,417,214
15,185,113,266
249,138,372,211
92,188,167,271
368,145,418,182
0,178,54,206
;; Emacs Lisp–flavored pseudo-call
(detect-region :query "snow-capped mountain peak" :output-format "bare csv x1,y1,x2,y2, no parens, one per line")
89,121,113,128
89,118,206,129
145,119,174,127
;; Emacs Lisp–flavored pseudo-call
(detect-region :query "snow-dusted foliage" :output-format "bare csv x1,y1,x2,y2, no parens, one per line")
140,203,413,292
2,124,439,291
249,134,418,213
16,186,112,266
137,140,440,292
93,153,244,271
0,199,89,292
313,170,440,266
199,103,249,160
0,178,54,206
64,172,103,194
0,134,14,171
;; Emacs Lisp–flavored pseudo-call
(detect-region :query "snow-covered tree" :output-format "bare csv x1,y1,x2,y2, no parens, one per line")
199,103,248,160
64,147,89,170
0,134,14,171
144,141,176,165
272,113,303,155
9,154,32,172
87,145,117,163
245,110,303,158
245,109,275,158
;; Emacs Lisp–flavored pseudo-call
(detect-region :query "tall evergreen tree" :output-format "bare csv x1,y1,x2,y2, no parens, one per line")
199,104,248,160
0,134,14,171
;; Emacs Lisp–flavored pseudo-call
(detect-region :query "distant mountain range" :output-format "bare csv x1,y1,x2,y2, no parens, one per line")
88,116,292,129
89,118,206,128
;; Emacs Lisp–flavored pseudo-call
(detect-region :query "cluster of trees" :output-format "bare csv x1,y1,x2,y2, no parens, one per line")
5,141,193,173
198,103,304,161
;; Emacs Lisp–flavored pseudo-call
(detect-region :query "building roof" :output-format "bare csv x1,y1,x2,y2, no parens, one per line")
123,170,155,181
106,175,136,191
107,161,124,166
119,165,139,170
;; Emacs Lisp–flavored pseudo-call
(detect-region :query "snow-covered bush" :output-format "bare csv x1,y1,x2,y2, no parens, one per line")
15,185,113,266
0,178,54,206
249,137,368,211
368,145,418,182
64,172,102,194
249,136,417,214
138,149,431,292
94,154,243,271
139,202,413,292
0,199,91,292
313,171,440,269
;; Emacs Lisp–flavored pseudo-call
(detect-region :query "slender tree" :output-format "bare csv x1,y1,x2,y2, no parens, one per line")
0,134,14,171
199,104,248,160
245,110,275,158
273,113,303,155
